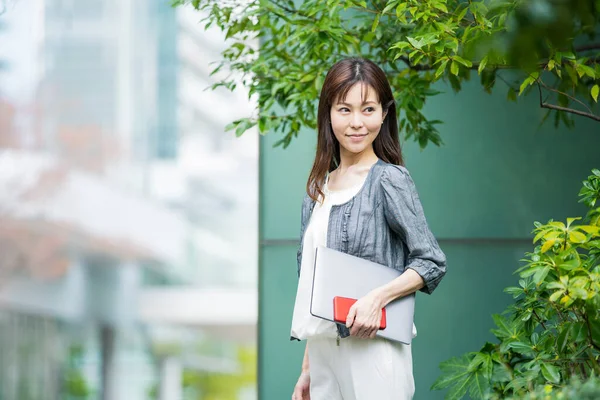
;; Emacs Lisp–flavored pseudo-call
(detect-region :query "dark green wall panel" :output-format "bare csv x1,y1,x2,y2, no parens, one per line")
260,131,316,242
259,244,305,400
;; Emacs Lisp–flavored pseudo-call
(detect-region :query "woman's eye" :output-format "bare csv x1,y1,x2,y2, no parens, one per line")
339,107,350,112
364,107,375,113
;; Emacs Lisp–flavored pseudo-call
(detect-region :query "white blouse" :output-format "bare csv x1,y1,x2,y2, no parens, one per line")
290,177,366,340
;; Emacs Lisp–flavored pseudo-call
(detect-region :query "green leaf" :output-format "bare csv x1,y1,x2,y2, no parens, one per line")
478,56,488,74
407,36,422,50
567,217,582,227
592,85,599,103
508,341,534,355
571,287,588,299
560,294,574,306
533,228,550,243
541,363,561,384
519,76,535,95
300,73,315,83
469,353,493,378
569,322,586,343
491,314,520,341
504,286,523,298
556,324,570,353
391,40,410,50
569,231,587,243
382,1,398,15
542,238,558,253
579,225,599,234
371,14,381,32
453,56,473,68
315,74,324,91
533,266,550,285
548,221,566,229
468,370,491,399
570,276,588,288
450,61,459,76
435,60,448,78
434,2,448,13
547,281,565,290
396,2,407,18
504,377,529,393
544,231,562,241
579,64,596,78
549,290,564,302
558,258,579,271
431,354,473,398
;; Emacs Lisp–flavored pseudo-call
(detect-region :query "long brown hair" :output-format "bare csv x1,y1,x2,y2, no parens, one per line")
306,57,403,202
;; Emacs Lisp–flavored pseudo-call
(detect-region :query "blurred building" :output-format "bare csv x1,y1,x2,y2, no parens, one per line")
0,0,258,399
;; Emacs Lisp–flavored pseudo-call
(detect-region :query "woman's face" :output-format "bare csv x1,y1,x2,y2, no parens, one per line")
330,82,387,156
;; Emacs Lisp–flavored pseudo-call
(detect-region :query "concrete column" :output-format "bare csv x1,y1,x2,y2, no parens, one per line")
99,325,117,400
158,357,183,400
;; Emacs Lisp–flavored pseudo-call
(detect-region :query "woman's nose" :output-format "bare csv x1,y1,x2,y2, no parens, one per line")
350,113,363,128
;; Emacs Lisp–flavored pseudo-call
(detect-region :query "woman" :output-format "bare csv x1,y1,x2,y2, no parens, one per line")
290,58,447,400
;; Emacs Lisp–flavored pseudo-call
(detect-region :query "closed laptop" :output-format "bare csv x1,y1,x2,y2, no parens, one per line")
310,246,415,344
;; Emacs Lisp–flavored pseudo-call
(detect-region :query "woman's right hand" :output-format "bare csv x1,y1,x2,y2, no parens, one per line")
292,371,311,400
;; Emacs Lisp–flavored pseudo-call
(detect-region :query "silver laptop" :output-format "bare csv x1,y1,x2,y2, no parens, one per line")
310,246,415,344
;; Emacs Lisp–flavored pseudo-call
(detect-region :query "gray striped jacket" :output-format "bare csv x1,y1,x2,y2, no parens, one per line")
295,158,447,339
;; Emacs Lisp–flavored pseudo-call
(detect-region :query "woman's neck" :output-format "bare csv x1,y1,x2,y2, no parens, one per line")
337,147,379,173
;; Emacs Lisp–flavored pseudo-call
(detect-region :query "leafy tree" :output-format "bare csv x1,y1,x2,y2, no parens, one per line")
173,0,599,148
431,170,600,399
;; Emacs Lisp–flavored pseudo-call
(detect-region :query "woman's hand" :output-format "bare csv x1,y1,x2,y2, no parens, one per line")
292,371,311,400
346,291,385,339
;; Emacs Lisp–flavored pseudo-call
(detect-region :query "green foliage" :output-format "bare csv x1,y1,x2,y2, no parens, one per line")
181,345,256,400
62,344,92,399
147,345,256,400
173,0,600,148
507,375,600,399
432,169,600,399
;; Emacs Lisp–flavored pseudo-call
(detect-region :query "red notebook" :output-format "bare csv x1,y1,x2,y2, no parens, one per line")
333,296,387,330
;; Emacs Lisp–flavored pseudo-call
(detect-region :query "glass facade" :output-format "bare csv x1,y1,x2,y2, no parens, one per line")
0,0,258,398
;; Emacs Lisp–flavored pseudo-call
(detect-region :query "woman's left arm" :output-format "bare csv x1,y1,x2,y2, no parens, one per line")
378,165,447,295
346,166,446,339
372,268,425,307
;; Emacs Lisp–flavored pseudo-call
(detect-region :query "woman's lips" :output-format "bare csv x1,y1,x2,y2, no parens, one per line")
346,133,368,142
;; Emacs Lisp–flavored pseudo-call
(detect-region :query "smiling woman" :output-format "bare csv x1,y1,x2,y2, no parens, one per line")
290,58,447,400
306,58,402,203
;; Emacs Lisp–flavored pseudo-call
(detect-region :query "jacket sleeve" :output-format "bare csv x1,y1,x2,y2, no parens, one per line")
380,165,447,294
297,193,310,277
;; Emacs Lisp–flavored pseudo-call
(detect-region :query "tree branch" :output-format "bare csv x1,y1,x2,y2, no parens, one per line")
536,80,600,122
268,0,314,20
538,79,594,115
269,0,298,14
540,103,600,122
495,72,518,91
398,56,436,71
575,43,600,52
532,309,547,330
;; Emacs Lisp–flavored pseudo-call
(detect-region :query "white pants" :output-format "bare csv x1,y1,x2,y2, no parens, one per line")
307,336,415,400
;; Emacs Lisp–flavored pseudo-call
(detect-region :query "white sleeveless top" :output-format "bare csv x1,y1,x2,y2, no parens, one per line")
290,176,366,340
